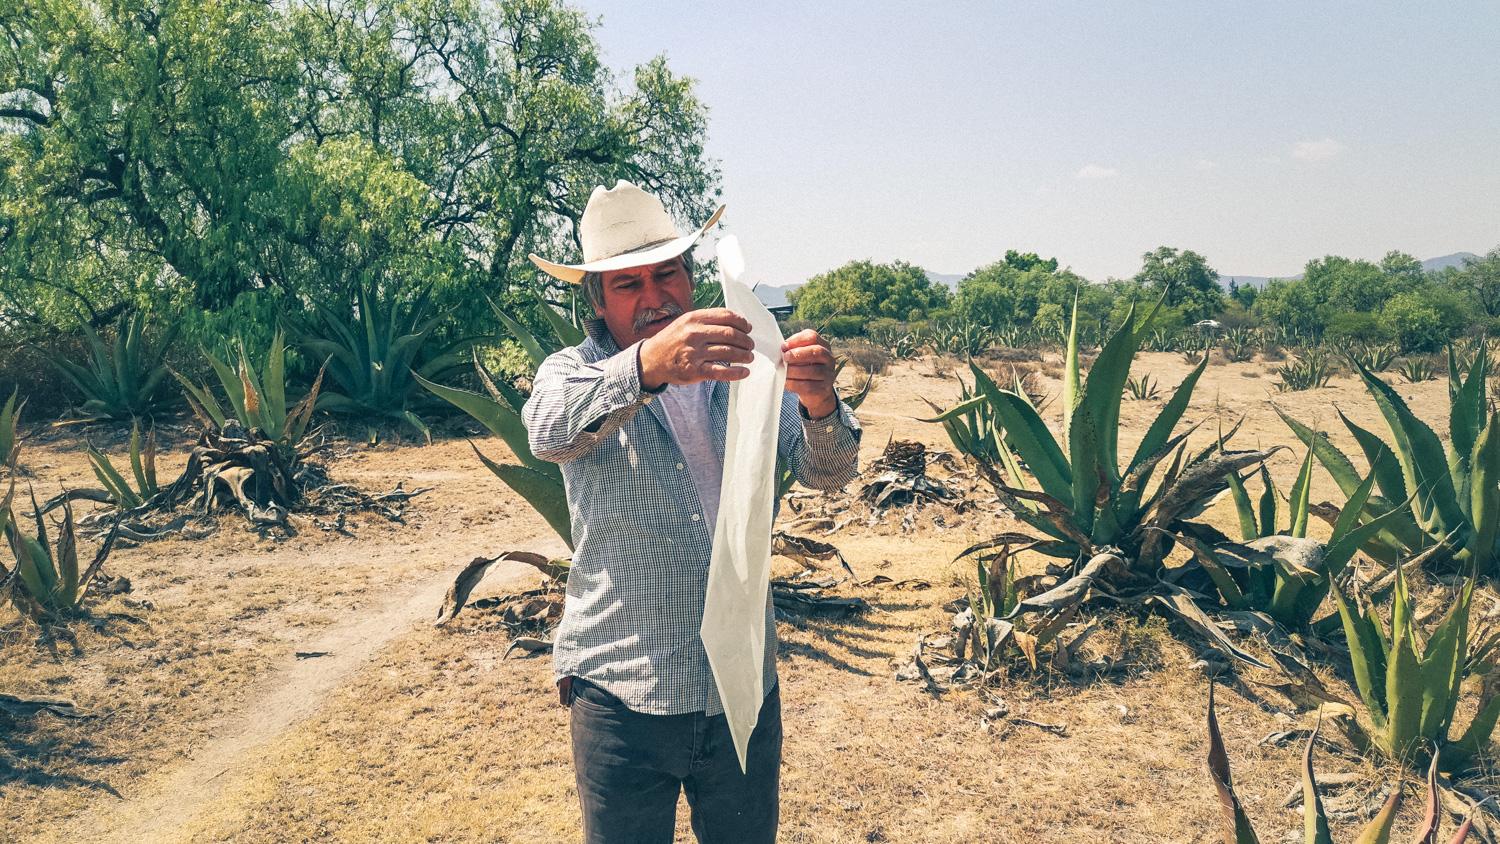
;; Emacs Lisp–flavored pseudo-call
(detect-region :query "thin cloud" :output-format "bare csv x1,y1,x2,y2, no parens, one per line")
1192,159,1218,171
1292,138,1345,162
1075,163,1118,180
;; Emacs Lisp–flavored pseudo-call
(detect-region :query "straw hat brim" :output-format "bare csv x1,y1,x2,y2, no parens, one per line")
528,205,725,285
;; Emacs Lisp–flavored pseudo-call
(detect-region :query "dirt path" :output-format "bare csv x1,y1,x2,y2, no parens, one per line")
51,548,547,844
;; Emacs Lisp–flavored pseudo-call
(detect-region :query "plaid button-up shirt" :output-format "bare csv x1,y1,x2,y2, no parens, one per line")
523,319,861,715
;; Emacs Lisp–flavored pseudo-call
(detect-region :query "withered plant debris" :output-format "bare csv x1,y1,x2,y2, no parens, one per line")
860,439,953,510
41,421,427,541
0,692,90,720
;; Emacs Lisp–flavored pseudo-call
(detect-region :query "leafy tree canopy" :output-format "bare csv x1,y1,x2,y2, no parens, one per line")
788,259,949,325
1132,246,1224,323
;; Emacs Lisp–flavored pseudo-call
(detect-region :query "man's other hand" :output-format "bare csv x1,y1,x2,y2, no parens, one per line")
638,308,755,389
781,329,838,419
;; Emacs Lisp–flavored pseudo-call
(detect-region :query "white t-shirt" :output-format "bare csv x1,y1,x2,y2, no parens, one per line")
657,381,724,531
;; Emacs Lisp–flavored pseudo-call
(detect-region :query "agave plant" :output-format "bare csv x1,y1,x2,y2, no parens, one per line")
1220,328,1258,363
293,283,472,442
1125,373,1159,401
53,311,180,420
175,331,325,452
84,424,160,510
1332,569,1500,766
927,295,1271,572
1275,351,1335,392
1143,328,1180,353
1281,350,1500,574
1189,452,1405,630
1398,358,1438,383
3,484,119,619
1206,684,1472,843
1,389,22,469
1344,343,1399,374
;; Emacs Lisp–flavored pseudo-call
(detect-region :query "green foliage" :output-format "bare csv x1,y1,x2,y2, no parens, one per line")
4,486,117,619
292,284,472,442
1278,349,1500,572
1341,343,1398,373
789,260,949,326
1333,570,1500,766
53,312,180,420
175,331,324,450
1133,247,1225,323
1381,289,1470,354
0,0,719,349
84,424,160,510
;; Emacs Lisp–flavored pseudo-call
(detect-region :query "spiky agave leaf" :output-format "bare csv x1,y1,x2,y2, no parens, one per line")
1206,684,1261,844
0,389,21,468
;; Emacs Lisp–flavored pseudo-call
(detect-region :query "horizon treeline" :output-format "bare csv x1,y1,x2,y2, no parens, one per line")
788,246,1500,353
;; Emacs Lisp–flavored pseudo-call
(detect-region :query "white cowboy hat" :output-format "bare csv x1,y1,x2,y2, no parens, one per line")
528,180,725,285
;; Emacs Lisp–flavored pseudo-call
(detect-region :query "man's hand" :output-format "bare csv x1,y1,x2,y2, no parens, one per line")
638,308,755,390
782,329,838,419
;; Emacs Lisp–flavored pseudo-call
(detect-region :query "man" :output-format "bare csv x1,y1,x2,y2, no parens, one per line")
522,181,861,843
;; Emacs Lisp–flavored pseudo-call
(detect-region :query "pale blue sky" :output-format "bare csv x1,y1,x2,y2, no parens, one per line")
581,1,1500,286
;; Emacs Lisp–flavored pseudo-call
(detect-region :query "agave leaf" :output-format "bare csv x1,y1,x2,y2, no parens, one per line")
1061,290,1080,452
1206,684,1262,844
1382,573,1424,759
1331,580,1390,733
471,443,573,548
1354,359,1466,546
55,498,78,606
86,444,141,509
1126,351,1209,481
1338,409,1410,507
1452,679,1500,760
1467,413,1500,573
490,298,550,367
206,348,247,422
1448,347,1489,474
1415,579,1470,746
0,389,21,467
1349,784,1401,844
1227,470,1259,541
1301,718,1334,844
414,372,551,474
974,381,1072,502
1289,447,1315,539
1258,465,1278,539
532,288,585,348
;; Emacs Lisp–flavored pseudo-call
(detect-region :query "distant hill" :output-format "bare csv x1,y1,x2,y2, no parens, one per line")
754,252,1484,307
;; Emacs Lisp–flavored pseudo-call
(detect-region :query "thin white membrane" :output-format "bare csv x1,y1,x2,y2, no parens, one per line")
700,234,785,773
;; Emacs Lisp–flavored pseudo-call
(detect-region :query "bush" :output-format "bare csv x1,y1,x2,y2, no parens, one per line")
1324,309,1393,345
821,315,866,338
1381,289,1467,353
839,339,890,376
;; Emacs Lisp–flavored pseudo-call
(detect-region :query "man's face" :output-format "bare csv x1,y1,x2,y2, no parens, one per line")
596,257,694,347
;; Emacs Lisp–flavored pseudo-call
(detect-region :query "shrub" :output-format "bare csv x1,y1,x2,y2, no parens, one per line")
840,340,890,376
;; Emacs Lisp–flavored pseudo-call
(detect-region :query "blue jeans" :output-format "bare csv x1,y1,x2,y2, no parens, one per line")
566,678,782,843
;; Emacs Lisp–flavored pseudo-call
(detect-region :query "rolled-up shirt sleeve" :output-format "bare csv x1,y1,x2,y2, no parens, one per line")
778,394,861,491
523,341,662,463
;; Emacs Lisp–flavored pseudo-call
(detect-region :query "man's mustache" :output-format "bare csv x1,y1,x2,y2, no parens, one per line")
633,302,684,332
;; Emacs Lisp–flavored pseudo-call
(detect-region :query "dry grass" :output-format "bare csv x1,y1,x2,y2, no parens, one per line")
2,354,1482,843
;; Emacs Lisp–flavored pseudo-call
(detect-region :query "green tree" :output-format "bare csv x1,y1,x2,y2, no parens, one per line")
0,0,719,343
1252,278,1322,339
1380,288,1468,353
788,260,949,325
1449,246,1500,317
1132,247,1224,323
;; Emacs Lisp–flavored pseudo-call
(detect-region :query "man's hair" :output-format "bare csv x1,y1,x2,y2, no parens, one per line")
581,252,696,314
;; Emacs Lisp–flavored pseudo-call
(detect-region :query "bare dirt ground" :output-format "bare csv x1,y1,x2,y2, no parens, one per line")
2,351,1478,842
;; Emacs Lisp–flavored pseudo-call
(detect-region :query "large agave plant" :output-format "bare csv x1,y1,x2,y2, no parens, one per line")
1280,348,1499,573
1331,569,1500,766
53,311,180,421
175,330,325,452
83,423,160,510
418,290,586,547
928,294,1271,571
293,283,473,442
1206,684,1472,843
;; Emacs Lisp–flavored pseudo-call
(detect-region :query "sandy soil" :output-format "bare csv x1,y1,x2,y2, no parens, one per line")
1,351,1479,842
